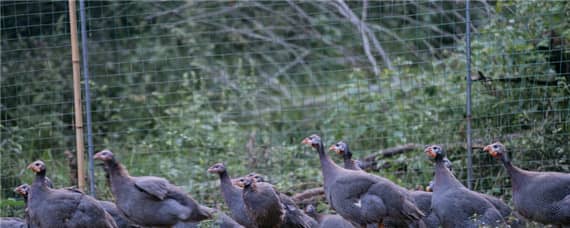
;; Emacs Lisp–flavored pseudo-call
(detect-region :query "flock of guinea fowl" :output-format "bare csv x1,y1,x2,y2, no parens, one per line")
1,134,569,228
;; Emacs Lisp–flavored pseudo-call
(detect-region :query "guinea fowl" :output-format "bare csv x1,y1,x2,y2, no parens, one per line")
16,184,129,228
331,140,439,228
302,134,424,227
13,184,31,226
26,160,117,228
425,145,505,227
234,175,316,228
231,172,317,228
94,150,212,227
304,204,355,228
427,156,523,227
207,163,256,228
242,177,285,228
433,157,514,218
483,142,570,226
16,184,134,228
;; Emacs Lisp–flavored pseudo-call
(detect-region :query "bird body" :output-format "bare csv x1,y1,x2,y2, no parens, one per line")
426,146,505,228
484,142,570,226
332,140,438,228
304,135,424,226
208,163,256,228
95,150,212,227
242,178,285,228
26,160,117,228
511,169,570,224
230,171,316,228
0,217,26,228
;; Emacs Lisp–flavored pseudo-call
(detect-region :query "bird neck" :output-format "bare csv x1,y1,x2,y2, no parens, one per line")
218,171,232,186
342,150,355,168
316,143,342,183
499,154,525,190
434,156,463,190
22,194,28,205
31,170,49,199
343,159,356,170
105,159,130,180
218,170,240,200
33,170,48,188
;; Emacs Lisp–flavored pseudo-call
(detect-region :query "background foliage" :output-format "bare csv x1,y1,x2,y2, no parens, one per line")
1,0,568,224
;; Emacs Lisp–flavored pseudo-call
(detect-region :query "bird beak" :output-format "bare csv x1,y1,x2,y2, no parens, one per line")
27,163,39,173
301,138,311,145
93,152,103,160
232,179,245,188
483,145,498,157
424,148,436,158
328,145,340,154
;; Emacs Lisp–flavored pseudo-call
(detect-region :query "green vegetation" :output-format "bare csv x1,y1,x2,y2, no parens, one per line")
1,1,568,225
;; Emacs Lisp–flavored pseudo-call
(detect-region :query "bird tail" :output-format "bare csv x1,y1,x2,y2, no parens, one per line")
282,204,312,228
103,211,118,228
197,205,215,220
401,199,425,222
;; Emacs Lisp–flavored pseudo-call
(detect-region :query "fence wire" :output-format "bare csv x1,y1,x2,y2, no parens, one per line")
1,1,569,224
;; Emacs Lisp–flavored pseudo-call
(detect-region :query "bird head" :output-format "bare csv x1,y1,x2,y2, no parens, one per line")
27,160,46,173
246,172,265,183
233,177,247,188
207,163,226,174
302,134,322,149
329,141,349,156
424,145,445,160
14,184,30,197
483,142,506,159
242,177,255,189
94,149,115,161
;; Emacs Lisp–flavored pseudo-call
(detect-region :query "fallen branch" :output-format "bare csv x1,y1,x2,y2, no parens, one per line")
358,133,524,171
369,143,422,159
292,187,324,204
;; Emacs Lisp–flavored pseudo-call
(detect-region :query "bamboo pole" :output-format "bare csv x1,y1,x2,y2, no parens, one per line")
68,0,85,190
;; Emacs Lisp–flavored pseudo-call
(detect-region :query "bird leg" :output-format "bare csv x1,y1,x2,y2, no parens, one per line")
377,221,384,228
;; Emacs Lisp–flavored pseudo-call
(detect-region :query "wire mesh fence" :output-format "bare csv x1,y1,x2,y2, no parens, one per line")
1,0,569,224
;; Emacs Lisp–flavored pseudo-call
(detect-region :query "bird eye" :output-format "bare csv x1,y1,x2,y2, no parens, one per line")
35,163,40,166
493,145,498,149
432,147,438,150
